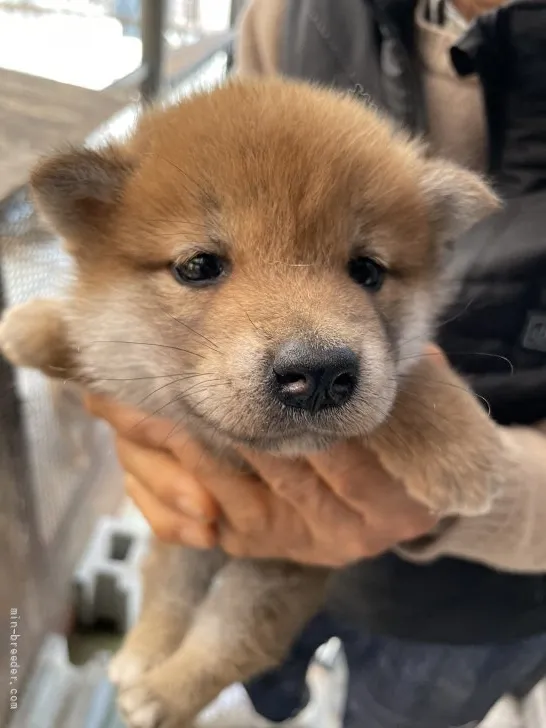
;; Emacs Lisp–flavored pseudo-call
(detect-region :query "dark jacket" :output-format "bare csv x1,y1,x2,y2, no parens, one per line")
280,0,546,643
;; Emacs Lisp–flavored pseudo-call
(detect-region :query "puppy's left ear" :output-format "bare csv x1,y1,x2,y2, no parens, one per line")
419,159,500,244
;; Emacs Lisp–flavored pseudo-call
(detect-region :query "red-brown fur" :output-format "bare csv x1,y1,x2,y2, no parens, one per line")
0,78,502,727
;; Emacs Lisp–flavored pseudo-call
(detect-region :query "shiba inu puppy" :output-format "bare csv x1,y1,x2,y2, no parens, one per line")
0,78,502,728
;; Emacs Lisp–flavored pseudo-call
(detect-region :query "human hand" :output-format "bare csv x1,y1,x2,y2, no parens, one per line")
85,398,438,568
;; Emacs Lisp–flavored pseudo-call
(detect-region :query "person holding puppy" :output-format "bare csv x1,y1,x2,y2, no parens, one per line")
87,1,546,726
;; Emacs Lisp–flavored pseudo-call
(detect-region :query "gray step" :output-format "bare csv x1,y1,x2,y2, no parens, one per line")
72,515,150,633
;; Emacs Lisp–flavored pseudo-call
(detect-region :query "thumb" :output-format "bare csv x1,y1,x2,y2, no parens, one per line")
424,343,448,367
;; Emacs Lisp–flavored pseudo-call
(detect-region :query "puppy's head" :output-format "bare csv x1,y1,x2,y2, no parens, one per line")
31,79,497,451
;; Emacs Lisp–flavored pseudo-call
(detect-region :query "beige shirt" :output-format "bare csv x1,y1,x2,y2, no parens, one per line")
416,0,487,171
234,0,546,574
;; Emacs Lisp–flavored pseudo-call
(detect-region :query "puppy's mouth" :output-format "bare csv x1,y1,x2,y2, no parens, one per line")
200,420,341,453
182,396,369,452
222,424,340,450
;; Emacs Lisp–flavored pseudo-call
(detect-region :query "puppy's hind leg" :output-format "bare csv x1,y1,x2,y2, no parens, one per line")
117,559,328,728
111,544,227,695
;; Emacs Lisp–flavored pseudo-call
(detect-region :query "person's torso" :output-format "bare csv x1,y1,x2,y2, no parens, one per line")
279,0,546,644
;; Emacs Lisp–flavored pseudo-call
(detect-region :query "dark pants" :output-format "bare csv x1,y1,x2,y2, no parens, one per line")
246,613,546,727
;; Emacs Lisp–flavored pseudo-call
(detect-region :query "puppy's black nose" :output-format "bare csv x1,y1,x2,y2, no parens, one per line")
273,342,359,413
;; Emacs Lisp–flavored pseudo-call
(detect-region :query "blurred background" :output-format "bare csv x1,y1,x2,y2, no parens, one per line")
0,3,244,725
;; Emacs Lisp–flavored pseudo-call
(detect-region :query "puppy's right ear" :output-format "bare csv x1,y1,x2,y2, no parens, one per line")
31,145,134,242
418,159,500,246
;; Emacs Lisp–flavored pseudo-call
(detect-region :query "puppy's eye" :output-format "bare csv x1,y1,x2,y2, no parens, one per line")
171,253,226,286
348,257,386,292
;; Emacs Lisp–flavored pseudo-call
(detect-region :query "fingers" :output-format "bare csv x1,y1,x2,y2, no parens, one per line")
423,342,447,364
236,448,328,513
203,470,271,539
306,441,392,504
86,393,270,541
225,450,378,564
125,474,217,548
86,393,243,482
306,441,438,539
235,447,369,554
87,393,436,563
116,437,218,523
85,393,189,451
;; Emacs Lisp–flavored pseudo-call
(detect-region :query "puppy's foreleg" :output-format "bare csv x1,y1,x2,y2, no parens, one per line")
0,298,76,378
369,356,502,515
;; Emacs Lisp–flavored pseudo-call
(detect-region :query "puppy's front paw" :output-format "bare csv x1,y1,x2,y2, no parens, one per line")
0,299,68,372
0,303,38,368
410,465,495,517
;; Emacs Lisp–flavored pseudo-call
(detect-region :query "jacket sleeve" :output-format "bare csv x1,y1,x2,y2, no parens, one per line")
398,422,546,572
234,0,287,76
